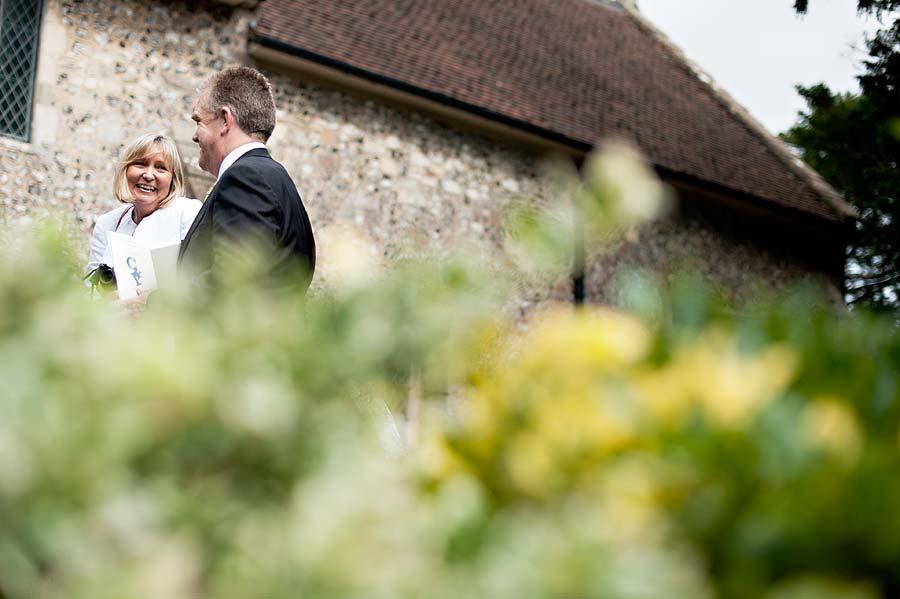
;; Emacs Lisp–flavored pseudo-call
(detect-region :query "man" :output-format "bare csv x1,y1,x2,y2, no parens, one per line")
179,66,315,291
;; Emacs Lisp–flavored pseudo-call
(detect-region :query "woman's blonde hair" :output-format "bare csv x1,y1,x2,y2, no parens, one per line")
113,133,185,207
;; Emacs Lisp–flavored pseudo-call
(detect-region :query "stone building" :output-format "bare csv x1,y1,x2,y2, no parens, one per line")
1,0,854,307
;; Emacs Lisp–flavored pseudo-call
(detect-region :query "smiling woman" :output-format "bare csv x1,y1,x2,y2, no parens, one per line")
125,151,174,222
84,133,203,293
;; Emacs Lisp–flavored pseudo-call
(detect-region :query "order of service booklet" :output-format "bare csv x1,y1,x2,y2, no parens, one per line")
106,231,180,300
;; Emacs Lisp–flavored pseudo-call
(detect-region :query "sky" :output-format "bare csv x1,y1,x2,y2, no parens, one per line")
636,0,883,134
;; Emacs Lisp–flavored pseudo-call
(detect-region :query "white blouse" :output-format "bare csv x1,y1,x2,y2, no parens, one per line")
85,196,202,275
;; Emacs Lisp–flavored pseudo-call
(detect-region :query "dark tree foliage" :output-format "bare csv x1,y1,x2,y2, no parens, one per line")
782,1,900,311
793,0,900,15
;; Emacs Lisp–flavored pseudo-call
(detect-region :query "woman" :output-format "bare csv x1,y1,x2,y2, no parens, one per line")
85,133,202,292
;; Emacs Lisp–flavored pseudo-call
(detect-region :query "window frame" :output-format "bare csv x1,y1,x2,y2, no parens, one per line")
0,0,44,142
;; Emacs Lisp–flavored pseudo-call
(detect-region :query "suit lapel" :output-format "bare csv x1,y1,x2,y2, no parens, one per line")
179,184,216,260
178,147,272,261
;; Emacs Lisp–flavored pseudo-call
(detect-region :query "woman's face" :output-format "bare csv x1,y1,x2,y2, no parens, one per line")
126,150,173,218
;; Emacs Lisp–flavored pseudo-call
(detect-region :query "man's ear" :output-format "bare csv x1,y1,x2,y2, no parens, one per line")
220,106,235,135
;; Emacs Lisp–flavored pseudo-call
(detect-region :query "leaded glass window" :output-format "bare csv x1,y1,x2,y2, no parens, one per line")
0,0,43,141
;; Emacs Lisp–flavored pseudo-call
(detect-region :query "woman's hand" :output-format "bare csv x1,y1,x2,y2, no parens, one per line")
117,287,152,317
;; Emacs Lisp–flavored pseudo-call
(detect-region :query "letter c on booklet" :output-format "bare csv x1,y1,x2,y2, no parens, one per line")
126,256,143,286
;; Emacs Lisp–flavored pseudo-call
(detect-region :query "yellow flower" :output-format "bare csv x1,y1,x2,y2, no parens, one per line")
636,329,797,429
596,456,666,542
505,430,559,498
455,387,506,463
533,393,638,456
417,406,468,480
803,397,862,462
634,362,696,424
697,339,797,428
446,306,652,499
519,305,651,373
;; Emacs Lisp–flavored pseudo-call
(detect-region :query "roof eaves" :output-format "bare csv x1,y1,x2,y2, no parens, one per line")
656,165,853,231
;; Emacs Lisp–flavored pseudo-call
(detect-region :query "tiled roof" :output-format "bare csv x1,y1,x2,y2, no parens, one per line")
253,0,853,224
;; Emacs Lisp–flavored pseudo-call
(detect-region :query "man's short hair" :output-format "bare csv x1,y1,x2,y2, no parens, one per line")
202,66,276,142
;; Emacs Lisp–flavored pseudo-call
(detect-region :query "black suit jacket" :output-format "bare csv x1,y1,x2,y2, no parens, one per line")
178,148,315,291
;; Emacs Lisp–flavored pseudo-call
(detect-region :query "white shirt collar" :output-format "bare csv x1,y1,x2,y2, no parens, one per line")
217,141,267,180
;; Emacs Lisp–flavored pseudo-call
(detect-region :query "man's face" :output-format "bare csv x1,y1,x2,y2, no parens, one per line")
191,93,225,175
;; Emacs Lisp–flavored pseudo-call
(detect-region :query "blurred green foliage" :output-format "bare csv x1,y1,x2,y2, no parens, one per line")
1,147,899,598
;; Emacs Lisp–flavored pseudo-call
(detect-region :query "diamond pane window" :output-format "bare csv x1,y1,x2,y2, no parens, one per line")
0,0,42,141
